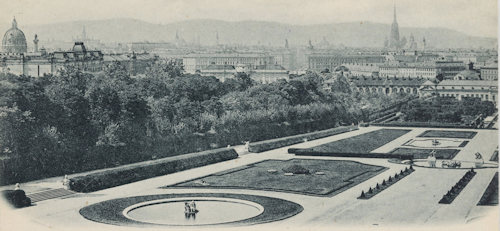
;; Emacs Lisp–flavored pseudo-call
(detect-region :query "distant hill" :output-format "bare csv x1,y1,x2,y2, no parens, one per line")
1,18,496,49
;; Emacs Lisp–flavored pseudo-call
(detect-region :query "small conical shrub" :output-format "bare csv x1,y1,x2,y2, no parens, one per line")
360,190,366,198
395,173,399,179
376,183,380,190
388,176,393,182
410,165,414,170
400,170,404,175
382,179,387,186
405,167,409,172
368,187,373,194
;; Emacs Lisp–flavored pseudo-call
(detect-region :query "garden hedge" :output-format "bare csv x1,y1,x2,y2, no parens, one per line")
289,148,413,160
248,125,358,153
371,122,496,129
69,148,238,193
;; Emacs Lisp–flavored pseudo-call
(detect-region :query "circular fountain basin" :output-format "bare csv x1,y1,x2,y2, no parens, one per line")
123,197,264,226
404,139,465,148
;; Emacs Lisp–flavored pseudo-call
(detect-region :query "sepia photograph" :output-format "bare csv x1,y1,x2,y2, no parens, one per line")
0,0,498,230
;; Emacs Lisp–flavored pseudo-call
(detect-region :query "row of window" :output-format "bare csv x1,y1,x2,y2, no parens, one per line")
440,93,496,101
441,86,489,90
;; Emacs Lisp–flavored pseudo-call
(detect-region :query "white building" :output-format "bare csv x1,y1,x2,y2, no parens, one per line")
434,80,498,103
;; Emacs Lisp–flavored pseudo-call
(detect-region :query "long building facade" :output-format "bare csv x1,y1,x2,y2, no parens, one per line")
183,53,277,74
308,54,386,72
379,61,465,79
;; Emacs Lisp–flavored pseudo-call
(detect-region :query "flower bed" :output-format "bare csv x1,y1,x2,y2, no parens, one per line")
417,130,477,139
358,166,415,199
477,172,498,206
439,169,476,204
167,159,387,197
294,129,411,154
389,148,460,160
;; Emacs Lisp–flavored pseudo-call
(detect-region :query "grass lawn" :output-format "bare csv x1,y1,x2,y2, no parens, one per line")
390,148,460,159
308,129,411,153
477,172,499,206
169,159,387,197
417,130,477,139
79,193,303,226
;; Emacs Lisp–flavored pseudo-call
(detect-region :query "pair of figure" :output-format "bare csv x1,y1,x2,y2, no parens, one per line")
184,200,198,214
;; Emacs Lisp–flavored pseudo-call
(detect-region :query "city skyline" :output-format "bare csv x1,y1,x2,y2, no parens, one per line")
1,0,498,38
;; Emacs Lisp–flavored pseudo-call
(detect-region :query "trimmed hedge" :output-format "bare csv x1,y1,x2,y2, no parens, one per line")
248,126,358,153
1,190,31,208
69,148,238,193
289,149,413,160
372,121,497,130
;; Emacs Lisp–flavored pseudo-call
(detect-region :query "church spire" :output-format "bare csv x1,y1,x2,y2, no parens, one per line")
393,2,397,23
12,17,17,29
389,1,400,49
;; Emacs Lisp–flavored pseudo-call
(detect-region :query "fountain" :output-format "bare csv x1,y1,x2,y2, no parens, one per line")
124,197,264,226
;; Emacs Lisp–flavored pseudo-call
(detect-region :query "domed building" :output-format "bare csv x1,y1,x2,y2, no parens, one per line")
0,18,156,77
2,18,27,53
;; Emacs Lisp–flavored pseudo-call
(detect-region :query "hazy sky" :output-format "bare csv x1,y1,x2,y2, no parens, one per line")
1,0,498,37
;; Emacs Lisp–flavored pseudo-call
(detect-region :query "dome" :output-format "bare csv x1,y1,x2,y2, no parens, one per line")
2,18,27,53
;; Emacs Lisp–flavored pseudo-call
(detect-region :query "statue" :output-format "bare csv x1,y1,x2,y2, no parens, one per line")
244,141,250,151
427,150,437,167
62,175,70,190
474,152,484,168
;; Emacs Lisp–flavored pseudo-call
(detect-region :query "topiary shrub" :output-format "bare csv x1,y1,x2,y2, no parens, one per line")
1,190,31,208
282,164,310,174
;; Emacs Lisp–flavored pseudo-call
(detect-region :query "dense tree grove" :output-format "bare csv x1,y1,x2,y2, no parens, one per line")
400,96,496,124
0,61,405,184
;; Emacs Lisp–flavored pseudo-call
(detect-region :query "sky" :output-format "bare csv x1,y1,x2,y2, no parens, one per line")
1,0,498,38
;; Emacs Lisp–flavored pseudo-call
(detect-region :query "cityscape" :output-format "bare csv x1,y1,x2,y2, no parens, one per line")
0,0,498,231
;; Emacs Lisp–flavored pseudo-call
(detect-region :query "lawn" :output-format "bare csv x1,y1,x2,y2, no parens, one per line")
168,159,387,197
390,148,460,159
417,130,477,139
309,129,411,153
477,172,499,206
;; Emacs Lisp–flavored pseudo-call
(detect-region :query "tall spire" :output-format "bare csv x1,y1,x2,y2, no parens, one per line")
393,2,397,23
12,17,17,28
389,1,400,49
